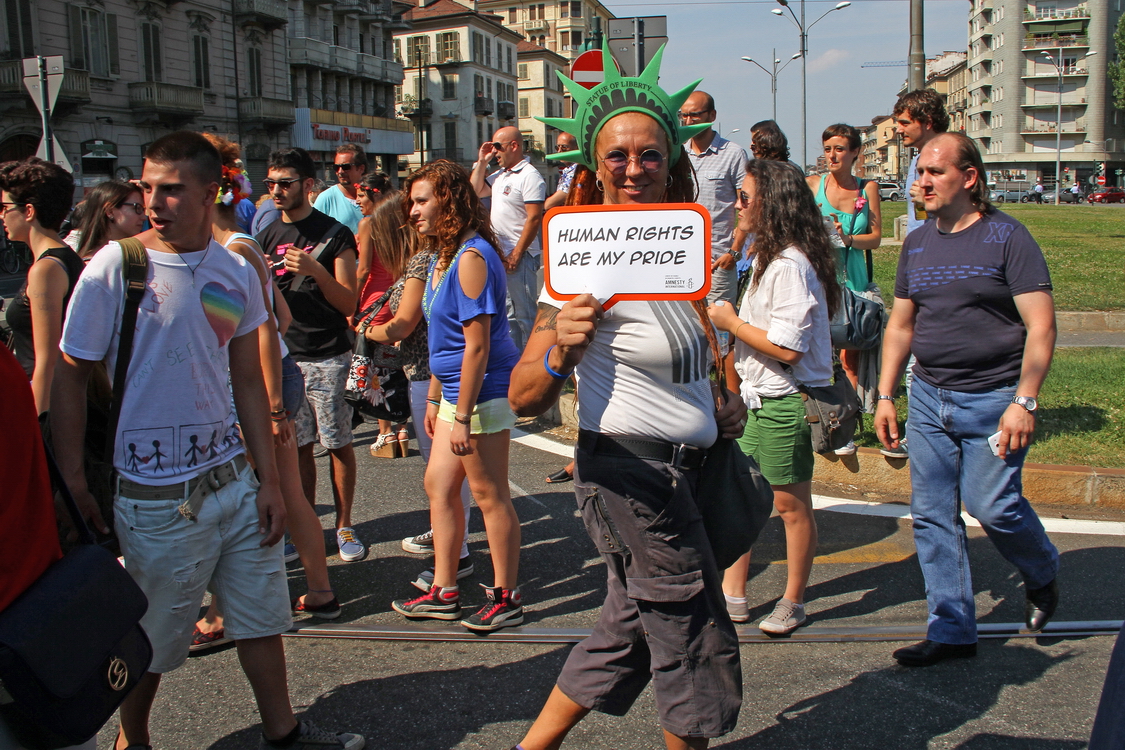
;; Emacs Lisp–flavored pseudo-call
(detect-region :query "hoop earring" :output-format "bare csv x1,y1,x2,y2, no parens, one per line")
595,178,604,193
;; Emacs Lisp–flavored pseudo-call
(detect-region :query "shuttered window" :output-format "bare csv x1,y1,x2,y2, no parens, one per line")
140,22,162,82
5,0,35,59
248,46,262,97
68,5,117,76
192,35,210,89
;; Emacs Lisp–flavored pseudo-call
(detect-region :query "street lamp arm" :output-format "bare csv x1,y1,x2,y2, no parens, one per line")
740,56,773,75
808,4,846,30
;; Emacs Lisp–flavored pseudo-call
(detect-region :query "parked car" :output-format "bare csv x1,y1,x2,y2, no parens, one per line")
878,182,903,201
990,188,1029,203
1041,189,1085,204
1089,187,1125,204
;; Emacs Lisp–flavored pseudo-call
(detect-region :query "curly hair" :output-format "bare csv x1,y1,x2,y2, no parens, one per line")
367,192,417,279
0,157,75,232
401,160,501,269
893,89,950,133
565,145,696,206
745,159,840,319
821,123,861,152
76,180,142,258
750,120,790,162
201,133,249,214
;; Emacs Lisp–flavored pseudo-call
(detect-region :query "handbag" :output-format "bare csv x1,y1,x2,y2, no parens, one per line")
830,281,885,351
40,238,148,555
787,364,862,455
690,301,776,570
346,284,411,423
0,439,152,749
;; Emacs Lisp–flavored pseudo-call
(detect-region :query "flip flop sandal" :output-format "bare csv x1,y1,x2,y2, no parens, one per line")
188,627,232,653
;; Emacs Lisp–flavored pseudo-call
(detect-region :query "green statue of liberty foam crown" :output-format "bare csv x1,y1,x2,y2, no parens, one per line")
536,41,710,171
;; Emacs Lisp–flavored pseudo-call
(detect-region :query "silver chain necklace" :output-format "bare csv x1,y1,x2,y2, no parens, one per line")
178,244,210,285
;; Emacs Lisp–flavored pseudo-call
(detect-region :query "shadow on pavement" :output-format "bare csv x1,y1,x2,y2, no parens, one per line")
717,645,1074,749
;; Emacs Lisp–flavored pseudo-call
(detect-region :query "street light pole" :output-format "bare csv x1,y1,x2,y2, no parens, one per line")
1043,49,1096,205
741,50,802,121
772,0,851,172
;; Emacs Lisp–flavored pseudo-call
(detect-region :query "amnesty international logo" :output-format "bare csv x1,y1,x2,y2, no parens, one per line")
107,657,129,691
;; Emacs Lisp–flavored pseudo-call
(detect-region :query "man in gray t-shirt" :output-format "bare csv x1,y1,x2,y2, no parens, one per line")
680,91,749,305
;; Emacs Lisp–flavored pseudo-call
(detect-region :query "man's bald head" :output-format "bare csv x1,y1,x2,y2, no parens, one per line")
681,92,716,121
492,126,524,168
916,132,992,218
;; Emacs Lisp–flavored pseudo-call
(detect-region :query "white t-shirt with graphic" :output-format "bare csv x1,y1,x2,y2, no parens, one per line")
61,239,267,485
487,158,547,257
539,290,718,448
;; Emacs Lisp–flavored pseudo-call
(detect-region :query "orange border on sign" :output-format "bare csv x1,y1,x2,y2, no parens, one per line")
542,203,713,309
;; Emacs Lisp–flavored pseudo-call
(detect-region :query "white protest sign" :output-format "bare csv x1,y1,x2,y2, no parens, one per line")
543,203,712,308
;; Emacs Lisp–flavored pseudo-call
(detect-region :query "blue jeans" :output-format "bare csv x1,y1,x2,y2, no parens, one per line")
505,252,539,353
1089,621,1125,749
907,378,1059,644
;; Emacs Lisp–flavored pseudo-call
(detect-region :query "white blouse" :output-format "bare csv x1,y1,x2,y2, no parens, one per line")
733,246,834,409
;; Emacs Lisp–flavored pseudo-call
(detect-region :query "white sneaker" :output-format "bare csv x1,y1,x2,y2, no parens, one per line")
336,527,367,562
880,437,909,459
401,529,435,555
759,598,807,635
834,440,857,456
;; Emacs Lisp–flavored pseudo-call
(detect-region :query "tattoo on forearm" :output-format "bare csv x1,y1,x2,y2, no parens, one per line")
533,303,559,333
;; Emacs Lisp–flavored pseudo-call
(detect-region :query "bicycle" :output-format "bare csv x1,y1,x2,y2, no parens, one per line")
0,238,31,275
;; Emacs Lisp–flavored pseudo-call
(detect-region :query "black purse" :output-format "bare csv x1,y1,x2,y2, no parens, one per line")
690,301,776,571
0,441,152,749
830,282,885,351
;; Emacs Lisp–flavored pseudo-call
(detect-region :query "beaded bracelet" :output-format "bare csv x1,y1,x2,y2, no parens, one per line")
543,345,574,380
426,398,441,407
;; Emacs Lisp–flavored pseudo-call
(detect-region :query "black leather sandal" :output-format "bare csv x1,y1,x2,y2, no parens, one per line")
545,468,573,484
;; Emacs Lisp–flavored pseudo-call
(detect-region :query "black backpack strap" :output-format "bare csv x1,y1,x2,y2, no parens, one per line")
40,427,96,546
103,238,148,464
290,221,346,294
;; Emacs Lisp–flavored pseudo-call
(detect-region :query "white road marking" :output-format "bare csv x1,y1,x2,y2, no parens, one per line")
512,429,1125,537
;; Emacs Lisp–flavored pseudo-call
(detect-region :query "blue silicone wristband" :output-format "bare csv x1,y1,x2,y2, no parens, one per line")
544,345,574,380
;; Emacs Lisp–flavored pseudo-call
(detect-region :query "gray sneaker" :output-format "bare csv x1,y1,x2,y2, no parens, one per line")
259,720,364,749
759,598,806,635
880,437,909,459
725,598,750,623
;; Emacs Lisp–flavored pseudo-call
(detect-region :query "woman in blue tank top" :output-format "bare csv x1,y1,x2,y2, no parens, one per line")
389,159,524,632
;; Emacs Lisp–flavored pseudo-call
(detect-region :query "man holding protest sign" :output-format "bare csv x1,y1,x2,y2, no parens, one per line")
508,44,746,750
471,127,547,352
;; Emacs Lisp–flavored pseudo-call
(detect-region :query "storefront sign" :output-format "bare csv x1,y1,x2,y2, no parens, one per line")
310,125,371,144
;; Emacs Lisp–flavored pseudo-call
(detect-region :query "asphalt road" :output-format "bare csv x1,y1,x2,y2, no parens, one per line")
92,419,1122,750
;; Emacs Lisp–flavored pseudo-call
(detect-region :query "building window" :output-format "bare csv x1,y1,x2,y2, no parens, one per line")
247,47,262,96
507,45,513,73
192,34,210,89
571,30,582,48
140,21,162,82
395,84,403,102
407,35,430,67
509,6,517,23
437,31,459,62
444,121,457,151
441,72,457,99
485,38,492,67
560,31,569,49
394,38,401,63
519,97,529,118
518,63,528,80
546,98,552,117
571,2,582,17
333,24,339,46
486,77,492,98
472,31,483,63
6,0,35,59
474,73,484,95
560,1,569,17
68,5,119,77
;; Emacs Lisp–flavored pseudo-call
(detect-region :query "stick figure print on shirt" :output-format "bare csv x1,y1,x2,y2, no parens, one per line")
185,434,204,467
126,443,142,473
151,440,168,472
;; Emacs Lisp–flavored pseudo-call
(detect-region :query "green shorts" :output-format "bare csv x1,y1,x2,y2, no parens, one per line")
737,392,814,486
438,395,516,435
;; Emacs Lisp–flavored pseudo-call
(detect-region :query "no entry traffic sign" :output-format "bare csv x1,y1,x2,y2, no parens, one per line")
570,50,607,90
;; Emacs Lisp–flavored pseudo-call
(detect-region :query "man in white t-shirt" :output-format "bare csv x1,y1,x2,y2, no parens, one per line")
470,126,547,351
51,132,363,750
312,143,366,234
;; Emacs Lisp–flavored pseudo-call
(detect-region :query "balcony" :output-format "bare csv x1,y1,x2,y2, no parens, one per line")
1021,118,1087,133
474,96,494,115
359,0,391,20
430,148,464,162
1024,6,1090,22
356,53,404,84
497,100,516,120
331,46,358,73
524,19,549,32
239,96,296,128
399,97,433,117
128,81,205,123
967,100,992,116
0,61,91,108
1023,34,1089,50
388,12,411,30
290,37,333,68
1021,94,1088,107
233,0,288,30
335,0,364,10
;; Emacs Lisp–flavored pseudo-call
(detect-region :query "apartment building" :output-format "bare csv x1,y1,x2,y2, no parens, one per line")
861,114,907,182
0,0,411,190
394,0,521,171
965,0,1122,187
516,39,566,175
478,0,613,64
287,0,415,179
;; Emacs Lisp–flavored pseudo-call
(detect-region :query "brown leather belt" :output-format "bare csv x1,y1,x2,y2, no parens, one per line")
116,454,250,522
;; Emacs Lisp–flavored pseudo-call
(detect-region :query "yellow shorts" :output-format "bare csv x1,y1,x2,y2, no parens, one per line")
438,395,517,435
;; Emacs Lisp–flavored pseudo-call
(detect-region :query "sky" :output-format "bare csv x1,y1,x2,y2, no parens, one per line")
613,0,971,167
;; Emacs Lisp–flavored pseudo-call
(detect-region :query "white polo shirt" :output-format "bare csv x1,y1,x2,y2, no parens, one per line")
486,157,547,257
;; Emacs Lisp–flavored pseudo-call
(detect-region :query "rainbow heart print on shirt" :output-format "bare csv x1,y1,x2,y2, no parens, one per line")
200,281,247,347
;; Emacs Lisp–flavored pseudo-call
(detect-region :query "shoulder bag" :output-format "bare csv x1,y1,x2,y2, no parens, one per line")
785,363,862,454
345,282,411,423
0,438,152,749
690,301,775,571
41,238,148,555
830,280,885,351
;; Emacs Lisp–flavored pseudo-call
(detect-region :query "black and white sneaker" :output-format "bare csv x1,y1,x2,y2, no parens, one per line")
411,556,475,591
462,586,524,632
391,585,462,620
401,529,435,555
258,719,364,749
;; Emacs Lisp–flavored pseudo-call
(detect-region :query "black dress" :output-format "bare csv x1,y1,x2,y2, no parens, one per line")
4,246,86,377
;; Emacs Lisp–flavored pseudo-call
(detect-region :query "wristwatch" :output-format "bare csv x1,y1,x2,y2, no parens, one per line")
1012,396,1038,413
877,394,895,403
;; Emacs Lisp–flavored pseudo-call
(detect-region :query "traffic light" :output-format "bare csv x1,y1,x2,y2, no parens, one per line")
1096,162,1105,177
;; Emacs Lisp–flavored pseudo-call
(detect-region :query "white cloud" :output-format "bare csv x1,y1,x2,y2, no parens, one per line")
808,49,852,74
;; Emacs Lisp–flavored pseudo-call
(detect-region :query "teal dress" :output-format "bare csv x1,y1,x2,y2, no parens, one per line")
816,175,871,292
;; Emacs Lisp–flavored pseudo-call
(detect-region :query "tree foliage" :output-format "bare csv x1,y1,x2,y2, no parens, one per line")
1109,13,1125,109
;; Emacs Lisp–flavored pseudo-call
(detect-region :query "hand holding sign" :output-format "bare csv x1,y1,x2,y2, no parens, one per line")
543,204,712,309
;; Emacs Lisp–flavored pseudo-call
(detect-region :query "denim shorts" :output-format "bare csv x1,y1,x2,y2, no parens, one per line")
114,459,292,673
281,355,306,421
293,352,353,449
